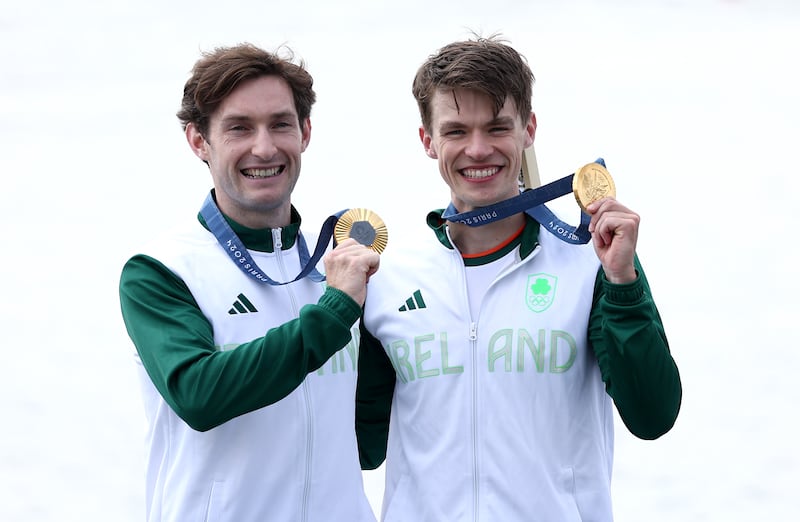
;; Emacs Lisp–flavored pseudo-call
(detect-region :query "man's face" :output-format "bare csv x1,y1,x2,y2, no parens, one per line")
420,88,536,213
186,75,310,228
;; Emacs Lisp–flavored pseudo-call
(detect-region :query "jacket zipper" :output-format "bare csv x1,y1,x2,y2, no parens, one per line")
463,247,539,522
469,320,479,522
273,229,313,522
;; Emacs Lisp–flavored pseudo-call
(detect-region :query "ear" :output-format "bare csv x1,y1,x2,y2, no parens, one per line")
524,112,537,148
300,118,312,152
185,123,209,162
419,126,438,159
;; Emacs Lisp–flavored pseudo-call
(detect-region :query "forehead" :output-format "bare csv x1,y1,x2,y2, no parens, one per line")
429,88,519,126
213,75,297,121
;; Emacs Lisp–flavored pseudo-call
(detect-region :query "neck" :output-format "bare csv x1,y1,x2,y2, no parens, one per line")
448,213,526,255
216,198,292,230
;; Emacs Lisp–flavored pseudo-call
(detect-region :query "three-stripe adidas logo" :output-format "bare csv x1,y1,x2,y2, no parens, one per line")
228,293,258,315
399,290,426,312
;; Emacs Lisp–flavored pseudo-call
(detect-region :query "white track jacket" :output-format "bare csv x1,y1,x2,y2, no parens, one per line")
362,223,614,521
127,218,376,522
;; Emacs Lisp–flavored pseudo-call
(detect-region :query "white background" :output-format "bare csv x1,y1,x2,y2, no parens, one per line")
1,0,798,520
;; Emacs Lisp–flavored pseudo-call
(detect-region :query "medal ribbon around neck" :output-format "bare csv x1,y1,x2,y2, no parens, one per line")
200,193,387,286
441,157,608,245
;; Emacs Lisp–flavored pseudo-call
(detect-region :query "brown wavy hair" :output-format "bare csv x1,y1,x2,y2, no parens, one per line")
176,43,316,138
412,35,534,132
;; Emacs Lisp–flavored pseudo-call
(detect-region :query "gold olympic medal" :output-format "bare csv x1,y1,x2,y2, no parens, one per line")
572,162,616,212
334,208,389,254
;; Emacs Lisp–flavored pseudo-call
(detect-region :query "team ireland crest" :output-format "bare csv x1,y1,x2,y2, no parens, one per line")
526,273,557,313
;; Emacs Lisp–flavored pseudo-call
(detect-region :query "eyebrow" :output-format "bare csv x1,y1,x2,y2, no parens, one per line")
219,115,251,126
218,110,299,125
488,115,517,127
437,114,517,134
437,121,464,134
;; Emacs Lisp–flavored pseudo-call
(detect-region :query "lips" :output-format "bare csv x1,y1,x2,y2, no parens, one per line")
242,166,283,178
461,166,500,179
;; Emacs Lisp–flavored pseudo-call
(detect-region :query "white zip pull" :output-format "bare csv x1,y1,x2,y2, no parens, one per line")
272,228,282,250
469,322,477,341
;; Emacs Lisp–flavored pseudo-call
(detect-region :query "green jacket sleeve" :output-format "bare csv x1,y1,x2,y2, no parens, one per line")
589,255,682,440
355,321,395,469
119,254,362,432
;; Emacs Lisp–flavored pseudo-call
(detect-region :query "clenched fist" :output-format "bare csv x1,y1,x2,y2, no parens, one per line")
585,197,639,284
323,238,381,306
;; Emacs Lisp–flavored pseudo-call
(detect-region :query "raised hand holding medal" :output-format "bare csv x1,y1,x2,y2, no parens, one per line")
324,208,386,306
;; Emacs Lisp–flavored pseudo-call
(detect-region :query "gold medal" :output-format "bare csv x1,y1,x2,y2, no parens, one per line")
572,162,616,212
334,208,389,254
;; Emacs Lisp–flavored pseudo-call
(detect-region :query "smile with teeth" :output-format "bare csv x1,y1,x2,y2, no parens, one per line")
242,166,283,178
461,167,500,179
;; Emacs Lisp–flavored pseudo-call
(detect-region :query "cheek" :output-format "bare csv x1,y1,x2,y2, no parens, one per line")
432,140,455,161
438,156,457,184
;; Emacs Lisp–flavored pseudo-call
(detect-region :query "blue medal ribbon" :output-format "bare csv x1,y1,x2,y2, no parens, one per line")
199,192,344,286
441,158,606,245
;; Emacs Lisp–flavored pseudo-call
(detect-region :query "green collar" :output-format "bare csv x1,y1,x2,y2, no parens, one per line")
426,209,541,266
198,206,303,253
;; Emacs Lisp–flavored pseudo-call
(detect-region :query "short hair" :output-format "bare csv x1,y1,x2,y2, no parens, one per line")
412,35,534,132
176,43,316,137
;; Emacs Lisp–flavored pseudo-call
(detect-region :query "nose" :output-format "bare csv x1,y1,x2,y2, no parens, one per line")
464,132,492,159
252,128,278,158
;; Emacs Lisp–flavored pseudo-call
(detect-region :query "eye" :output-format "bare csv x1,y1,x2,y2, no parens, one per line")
273,120,295,130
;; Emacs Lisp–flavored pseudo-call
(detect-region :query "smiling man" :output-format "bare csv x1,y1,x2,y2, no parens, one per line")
119,43,378,522
185,74,306,229
356,35,682,522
